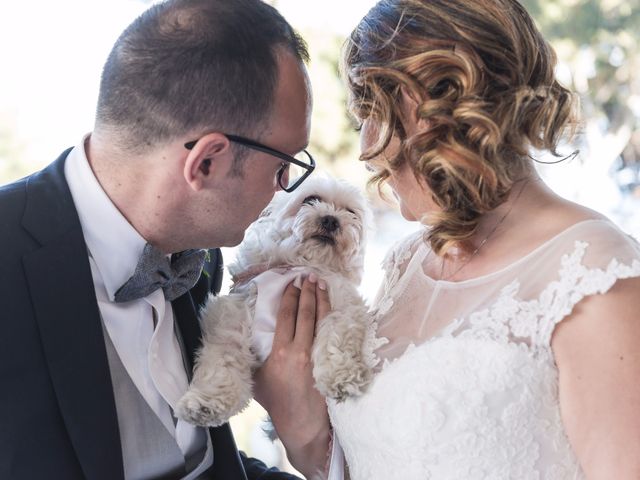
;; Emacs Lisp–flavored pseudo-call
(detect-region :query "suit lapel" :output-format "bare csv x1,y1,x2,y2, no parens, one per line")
22,152,123,480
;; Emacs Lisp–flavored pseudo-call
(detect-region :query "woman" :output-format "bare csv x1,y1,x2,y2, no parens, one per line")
326,0,640,478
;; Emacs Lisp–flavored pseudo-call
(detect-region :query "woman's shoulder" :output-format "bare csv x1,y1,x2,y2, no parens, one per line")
501,188,635,264
522,204,640,322
535,202,640,267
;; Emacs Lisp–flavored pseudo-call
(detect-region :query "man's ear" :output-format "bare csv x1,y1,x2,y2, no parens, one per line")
183,132,233,191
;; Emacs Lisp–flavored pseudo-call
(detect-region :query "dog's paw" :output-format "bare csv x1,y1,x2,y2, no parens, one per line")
315,360,372,402
175,390,234,427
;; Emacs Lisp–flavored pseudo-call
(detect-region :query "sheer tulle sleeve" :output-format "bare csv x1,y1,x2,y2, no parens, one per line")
535,220,640,346
371,229,426,316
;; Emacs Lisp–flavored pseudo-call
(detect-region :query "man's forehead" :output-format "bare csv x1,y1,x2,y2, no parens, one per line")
266,52,312,151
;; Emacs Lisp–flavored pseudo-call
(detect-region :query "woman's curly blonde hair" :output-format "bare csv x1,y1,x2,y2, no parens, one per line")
343,0,579,256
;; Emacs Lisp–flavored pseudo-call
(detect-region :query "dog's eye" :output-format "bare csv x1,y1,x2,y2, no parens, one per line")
303,195,322,205
346,208,356,215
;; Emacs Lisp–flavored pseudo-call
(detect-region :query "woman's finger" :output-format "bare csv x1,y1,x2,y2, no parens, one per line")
316,278,331,323
293,276,317,348
272,281,300,348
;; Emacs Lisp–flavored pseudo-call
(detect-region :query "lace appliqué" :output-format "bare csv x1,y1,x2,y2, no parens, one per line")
363,317,389,370
330,334,581,480
375,231,424,317
453,240,640,349
363,233,423,372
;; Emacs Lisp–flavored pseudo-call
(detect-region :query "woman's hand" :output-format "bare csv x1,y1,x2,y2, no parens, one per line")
253,274,332,479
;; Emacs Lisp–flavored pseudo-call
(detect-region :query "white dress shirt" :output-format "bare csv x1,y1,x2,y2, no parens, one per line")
64,135,212,479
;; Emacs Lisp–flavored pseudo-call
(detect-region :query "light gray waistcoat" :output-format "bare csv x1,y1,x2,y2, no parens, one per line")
103,326,209,480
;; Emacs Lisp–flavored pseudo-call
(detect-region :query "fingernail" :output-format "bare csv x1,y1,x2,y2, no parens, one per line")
318,279,327,291
308,273,318,283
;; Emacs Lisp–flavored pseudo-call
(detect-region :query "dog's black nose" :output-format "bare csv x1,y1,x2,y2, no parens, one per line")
320,215,339,232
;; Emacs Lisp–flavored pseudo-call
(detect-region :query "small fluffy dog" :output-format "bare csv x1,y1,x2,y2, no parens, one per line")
176,176,377,427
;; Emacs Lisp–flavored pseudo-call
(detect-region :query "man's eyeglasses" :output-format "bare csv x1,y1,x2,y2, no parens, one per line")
184,134,315,193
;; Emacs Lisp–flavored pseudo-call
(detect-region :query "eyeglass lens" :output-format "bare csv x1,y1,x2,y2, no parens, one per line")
279,151,313,190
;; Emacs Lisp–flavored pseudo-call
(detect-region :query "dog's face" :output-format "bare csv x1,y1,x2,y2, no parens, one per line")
246,176,371,281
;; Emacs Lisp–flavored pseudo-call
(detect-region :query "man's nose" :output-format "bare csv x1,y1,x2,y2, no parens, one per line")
320,215,339,232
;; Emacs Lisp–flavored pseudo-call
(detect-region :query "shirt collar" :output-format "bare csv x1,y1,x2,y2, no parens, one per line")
64,134,147,301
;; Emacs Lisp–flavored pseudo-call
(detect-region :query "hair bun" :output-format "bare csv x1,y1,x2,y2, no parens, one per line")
506,82,578,155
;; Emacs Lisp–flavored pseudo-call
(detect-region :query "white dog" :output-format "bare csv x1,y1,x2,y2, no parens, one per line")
175,176,378,427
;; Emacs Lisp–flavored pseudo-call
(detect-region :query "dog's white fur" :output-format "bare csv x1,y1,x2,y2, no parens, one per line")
175,176,376,427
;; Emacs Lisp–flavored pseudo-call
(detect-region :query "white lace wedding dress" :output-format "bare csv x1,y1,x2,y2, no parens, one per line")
327,219,640,480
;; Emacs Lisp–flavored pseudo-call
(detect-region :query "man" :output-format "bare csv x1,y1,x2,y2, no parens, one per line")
0,0,331,478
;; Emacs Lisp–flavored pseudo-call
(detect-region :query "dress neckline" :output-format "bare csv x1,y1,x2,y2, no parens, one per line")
416,218,611,288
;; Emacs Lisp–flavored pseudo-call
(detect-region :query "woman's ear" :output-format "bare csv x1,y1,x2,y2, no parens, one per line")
183,132,233,191
400,87,431,136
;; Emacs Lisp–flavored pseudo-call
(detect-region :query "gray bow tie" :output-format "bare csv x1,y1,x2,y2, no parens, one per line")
114,244,206,303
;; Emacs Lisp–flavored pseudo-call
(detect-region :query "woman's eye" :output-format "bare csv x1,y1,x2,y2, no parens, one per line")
365,162,377,173
303,195,322,205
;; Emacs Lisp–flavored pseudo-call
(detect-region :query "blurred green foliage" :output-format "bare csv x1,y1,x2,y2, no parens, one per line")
306,31,359,166
523,0,639,135
296,27,373,192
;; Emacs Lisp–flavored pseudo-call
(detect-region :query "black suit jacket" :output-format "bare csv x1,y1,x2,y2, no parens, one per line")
0,150,298,480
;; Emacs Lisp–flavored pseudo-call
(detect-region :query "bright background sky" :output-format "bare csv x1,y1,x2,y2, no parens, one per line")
0,0,375,169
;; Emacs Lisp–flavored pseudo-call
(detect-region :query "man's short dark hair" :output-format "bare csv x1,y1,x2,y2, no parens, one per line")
96,0,309,152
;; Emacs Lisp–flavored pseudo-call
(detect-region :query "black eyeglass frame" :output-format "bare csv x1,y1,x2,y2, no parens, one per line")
184,134,315,193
